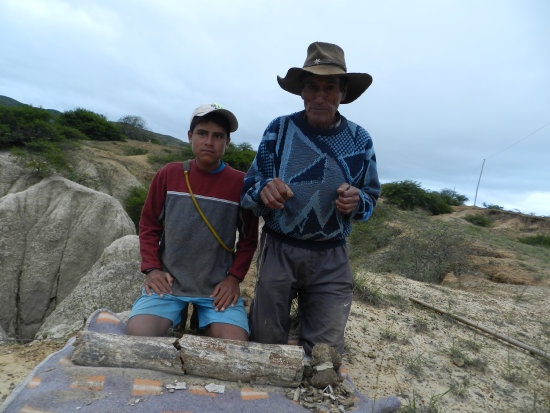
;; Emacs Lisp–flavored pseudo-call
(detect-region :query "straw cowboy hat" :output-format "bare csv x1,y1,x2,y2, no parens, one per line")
277,42,372,104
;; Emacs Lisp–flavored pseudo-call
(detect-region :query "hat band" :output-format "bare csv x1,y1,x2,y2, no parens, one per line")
303,59,346,72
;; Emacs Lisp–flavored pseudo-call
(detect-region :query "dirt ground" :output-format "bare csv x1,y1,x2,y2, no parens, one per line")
0,340,66,402
2,272,549,412
343,272,550,412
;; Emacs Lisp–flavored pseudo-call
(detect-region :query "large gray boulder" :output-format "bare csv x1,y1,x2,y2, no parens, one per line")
0,324,9,344
37,235,143,339
0,176,136,340
0,152,41,197
74,156,144,205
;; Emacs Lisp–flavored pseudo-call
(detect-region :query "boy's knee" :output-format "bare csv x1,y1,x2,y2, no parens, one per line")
207,323,248,341
125,315,171,337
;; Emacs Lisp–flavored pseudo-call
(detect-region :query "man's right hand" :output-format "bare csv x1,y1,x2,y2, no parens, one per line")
260,178,294,209
144,270,174,297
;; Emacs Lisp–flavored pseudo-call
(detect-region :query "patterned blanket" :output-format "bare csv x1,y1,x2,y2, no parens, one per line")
0,309,400,413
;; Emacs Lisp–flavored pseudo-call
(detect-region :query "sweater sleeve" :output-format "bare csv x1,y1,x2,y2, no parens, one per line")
351,131,381,221
138,168,167,271
227,207,259,281
240,119,279,216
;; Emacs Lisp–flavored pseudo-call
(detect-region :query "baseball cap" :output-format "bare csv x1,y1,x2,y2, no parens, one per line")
190,103,238,132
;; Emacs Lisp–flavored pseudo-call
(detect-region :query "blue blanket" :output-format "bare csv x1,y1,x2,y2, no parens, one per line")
1,310,400,413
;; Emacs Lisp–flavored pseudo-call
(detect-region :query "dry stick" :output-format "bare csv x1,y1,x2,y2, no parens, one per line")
409,297,550,361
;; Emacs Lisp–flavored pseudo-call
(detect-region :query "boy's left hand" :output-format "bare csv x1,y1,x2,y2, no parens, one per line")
211,276,240,312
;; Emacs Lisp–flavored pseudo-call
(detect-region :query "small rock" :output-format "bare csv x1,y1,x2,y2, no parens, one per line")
367,351,376,359
205,383,225,394
311,369,340,389
453,358,465,367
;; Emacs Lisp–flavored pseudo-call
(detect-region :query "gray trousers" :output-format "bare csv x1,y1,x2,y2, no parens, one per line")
250,231,354,354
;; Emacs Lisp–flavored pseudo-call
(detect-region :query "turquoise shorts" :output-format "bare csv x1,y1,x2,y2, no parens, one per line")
128,289,249,334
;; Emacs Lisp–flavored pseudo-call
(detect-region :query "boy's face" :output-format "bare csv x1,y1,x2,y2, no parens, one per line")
188,120,230,171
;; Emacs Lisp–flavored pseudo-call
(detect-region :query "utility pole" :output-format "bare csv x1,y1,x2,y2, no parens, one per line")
474,158,485,207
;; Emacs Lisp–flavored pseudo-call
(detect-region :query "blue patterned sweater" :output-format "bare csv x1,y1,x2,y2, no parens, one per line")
241,111,380,248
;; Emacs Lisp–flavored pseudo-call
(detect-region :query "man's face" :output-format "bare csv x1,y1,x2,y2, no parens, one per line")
188,121,230,171
301,76,346,129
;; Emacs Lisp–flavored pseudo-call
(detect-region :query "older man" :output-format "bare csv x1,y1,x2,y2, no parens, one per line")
241,42,380,354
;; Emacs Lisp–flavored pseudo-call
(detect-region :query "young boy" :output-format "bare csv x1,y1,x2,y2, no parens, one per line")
126,104,258,341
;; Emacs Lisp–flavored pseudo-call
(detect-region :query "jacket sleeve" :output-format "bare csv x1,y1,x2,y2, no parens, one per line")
351,131,381,222
227,207,259,281
138,168,167,271
240,119,279,216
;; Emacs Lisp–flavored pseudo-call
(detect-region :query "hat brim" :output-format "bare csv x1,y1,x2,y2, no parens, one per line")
209,108,239,133
277,67,372,104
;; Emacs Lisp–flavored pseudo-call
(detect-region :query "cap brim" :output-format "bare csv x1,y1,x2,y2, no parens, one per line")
277,67,372,104
206,108,238,132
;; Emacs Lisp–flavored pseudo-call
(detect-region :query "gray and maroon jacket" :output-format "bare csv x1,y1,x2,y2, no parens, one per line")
139,160,258,297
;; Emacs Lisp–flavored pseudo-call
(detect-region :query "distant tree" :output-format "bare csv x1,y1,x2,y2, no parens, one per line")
223,142,256,172
0,105,59,147
381,180,427,210
423,191,452,215
381,180,459,215
439,189,468,206
118,115,148,142
58,108,124,141
483,202,504,210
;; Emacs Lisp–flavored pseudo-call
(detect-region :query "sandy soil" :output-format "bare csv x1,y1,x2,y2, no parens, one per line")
343,272,550,412
0,340,66,402
2,271,549,412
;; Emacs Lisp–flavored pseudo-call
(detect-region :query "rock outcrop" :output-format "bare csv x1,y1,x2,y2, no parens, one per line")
37,235,143,339
0,324,9,344
0,176,136,340
74,156,144,205
0,152,41,197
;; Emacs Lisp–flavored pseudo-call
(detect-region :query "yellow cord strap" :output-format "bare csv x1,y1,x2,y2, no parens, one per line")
184,169,235,253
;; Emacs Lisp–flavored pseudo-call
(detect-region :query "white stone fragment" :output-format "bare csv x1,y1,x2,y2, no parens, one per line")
205,383,225,394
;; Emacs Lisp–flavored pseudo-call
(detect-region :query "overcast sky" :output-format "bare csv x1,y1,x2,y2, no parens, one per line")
1,0,549,216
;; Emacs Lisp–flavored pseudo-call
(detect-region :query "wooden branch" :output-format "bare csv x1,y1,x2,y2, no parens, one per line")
409,297,550,361
71,331,305,387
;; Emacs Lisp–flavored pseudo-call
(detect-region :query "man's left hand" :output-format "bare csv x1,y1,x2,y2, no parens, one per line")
336,183,360,214
210,275,241,312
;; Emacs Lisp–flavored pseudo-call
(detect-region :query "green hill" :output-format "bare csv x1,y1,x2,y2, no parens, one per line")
0,95,62,117
0,95,184,146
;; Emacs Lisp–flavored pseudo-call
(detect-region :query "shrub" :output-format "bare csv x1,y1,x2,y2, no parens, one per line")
223,142,256,172
381,180,426,210
58,108,124,141
483,202,504,210
518,235,550,248
11,139,72,177
381,180,465,215
440,189,468,206
464,214,493,227
123,146,148,156
375,221,472,283
0,105,59,148
118,115,149,142
124,186,148,232
57,125,89,141
424,191,453,215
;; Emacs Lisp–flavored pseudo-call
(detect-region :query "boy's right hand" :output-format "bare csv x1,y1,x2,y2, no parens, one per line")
260,178,294,209
144,270,174,297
